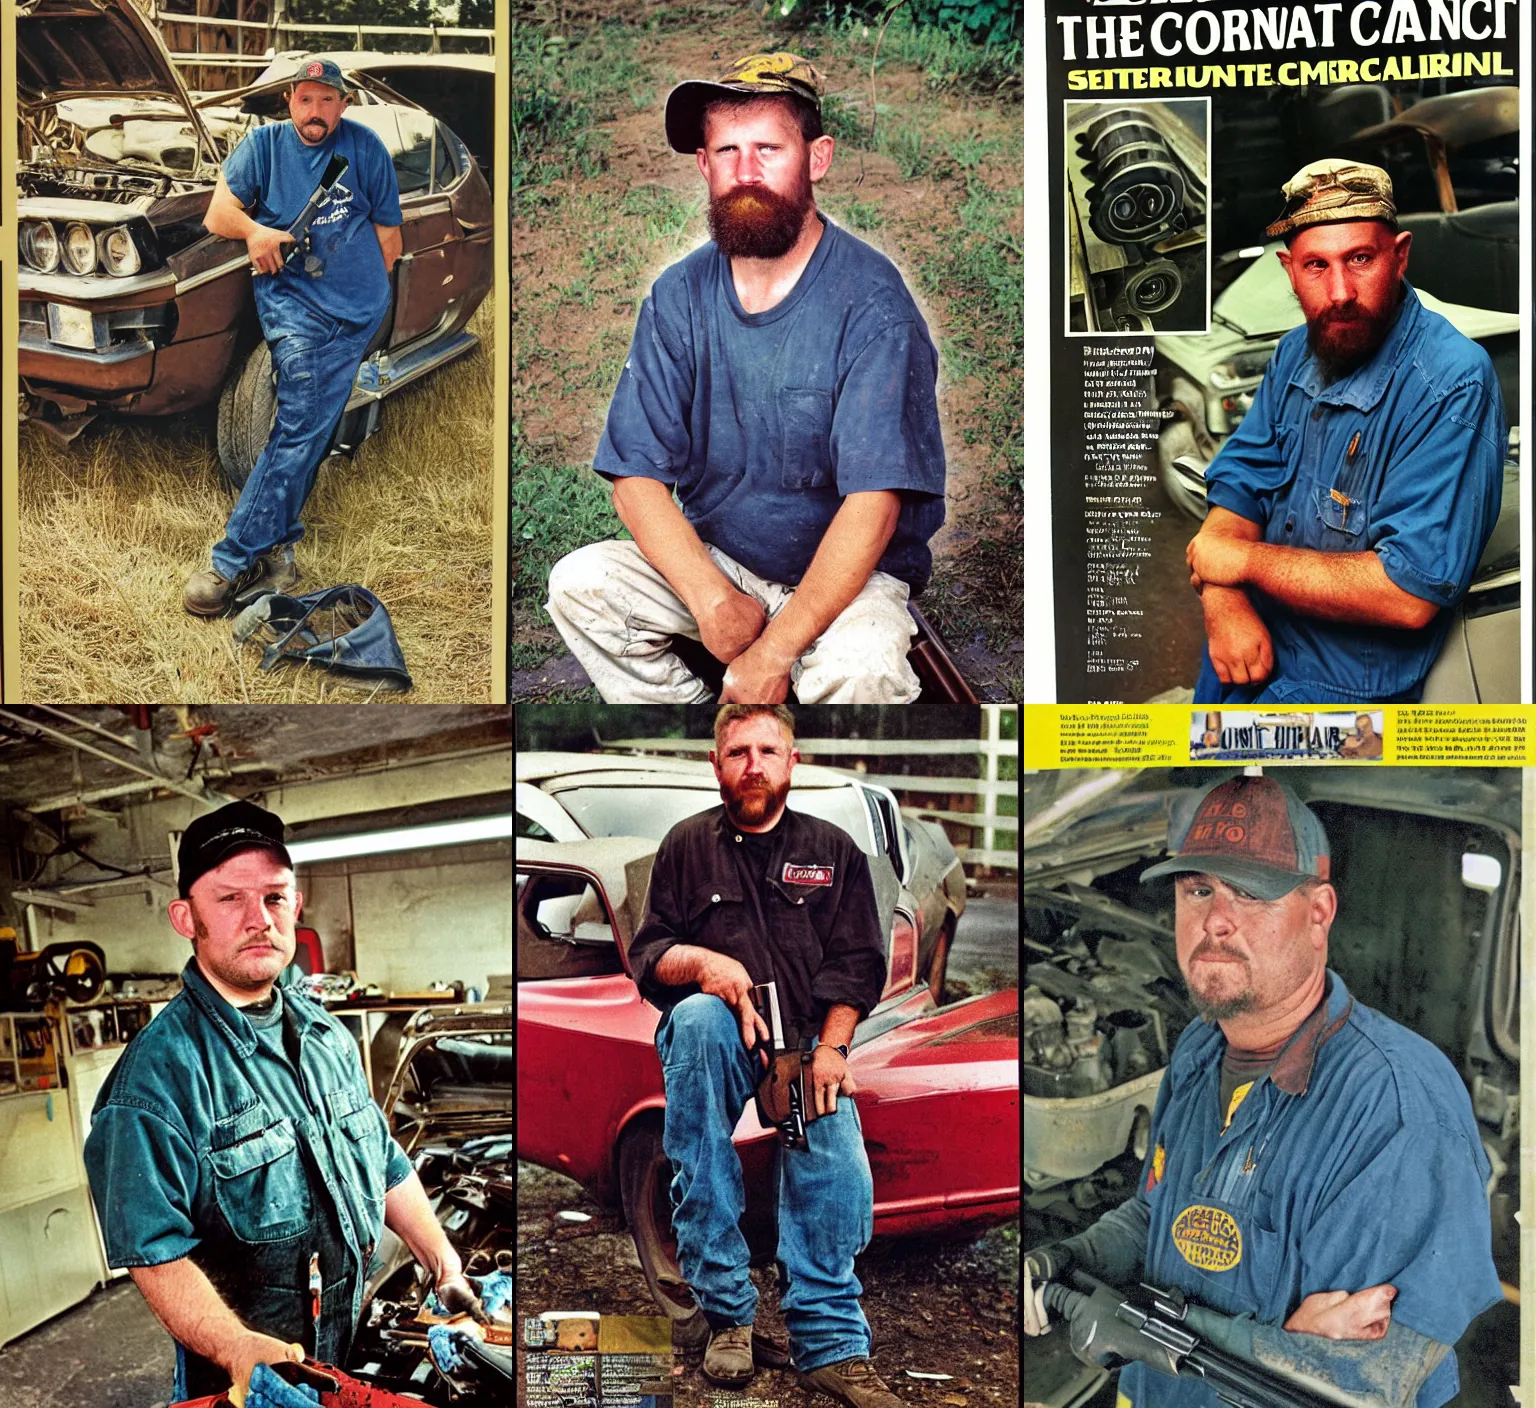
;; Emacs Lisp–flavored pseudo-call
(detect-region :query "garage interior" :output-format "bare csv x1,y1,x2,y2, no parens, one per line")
0,704,512,1408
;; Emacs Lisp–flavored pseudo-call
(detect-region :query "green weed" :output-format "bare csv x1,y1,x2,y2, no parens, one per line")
881,123,935,180
774,8,1021,95
823,196,886,232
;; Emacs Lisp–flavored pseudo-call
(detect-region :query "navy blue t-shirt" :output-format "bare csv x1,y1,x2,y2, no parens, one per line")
594,216,947,592
223,118,404,328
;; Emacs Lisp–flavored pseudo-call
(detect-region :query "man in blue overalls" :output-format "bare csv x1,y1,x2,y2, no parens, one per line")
185,58,403,617
83,802,485,1407
1184,160,1505,704
1024,775,1503,1408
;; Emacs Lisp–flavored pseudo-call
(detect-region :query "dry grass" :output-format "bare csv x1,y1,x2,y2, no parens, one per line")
17,299,496,703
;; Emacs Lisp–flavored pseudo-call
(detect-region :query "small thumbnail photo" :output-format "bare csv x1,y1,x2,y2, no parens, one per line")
1066,99,1209,333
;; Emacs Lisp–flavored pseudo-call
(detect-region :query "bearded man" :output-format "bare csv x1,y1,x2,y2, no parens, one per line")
1184,159,1505,705
546,53,946,704
625,706,903,1408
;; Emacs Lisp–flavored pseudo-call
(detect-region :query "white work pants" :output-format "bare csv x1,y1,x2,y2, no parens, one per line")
546,540,921,703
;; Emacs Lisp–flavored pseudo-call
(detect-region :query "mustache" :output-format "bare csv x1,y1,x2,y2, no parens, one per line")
1191,943,1246,963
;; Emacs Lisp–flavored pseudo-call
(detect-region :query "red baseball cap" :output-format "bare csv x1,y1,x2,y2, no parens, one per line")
1140,775,1330,900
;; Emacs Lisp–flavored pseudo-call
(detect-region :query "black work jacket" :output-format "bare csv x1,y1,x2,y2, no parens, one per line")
628,805,887,1036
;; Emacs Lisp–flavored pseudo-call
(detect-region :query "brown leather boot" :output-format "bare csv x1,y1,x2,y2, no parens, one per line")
701,1324,755,1387
800,1358,904,1408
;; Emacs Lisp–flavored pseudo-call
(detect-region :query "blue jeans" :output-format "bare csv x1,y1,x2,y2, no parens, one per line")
656,993,874,1372
212,299,381,578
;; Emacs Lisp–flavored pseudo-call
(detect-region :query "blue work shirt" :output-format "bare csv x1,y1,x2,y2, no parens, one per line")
223,117,404,331
82,959,412,1398
594,216,947,592
1119,971,1503,1408
1204,282,1506,702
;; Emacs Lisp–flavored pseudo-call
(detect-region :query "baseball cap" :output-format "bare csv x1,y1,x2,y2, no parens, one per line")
177,801,293,899
1140,775,1330,901
1265,159,1396,238
292,56,349,93
664,52,825,154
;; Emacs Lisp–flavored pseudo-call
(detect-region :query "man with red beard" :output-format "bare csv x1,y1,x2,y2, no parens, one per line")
1183,159,1505,705
626,706,899,1407
546,54,946,703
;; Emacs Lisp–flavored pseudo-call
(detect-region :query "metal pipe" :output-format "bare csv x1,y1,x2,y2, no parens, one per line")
0,709,214,807
25,704,139,752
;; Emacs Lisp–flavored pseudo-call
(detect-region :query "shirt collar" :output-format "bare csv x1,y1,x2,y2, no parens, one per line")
712,802,799,848
1170,968,1354,1097
1289,282,1422,412
179,955,320,1056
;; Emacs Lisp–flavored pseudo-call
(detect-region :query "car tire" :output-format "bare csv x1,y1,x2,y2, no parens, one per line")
217,340,278,491
928,923,952,1005
618,1121,704,1332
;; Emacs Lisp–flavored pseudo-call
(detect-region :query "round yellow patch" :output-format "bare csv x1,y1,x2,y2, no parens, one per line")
1171,1205,1243,1271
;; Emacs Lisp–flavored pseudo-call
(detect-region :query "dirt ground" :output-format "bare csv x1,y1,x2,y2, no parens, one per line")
511,11,1022,701
517,1160,1020,1408
16,300,496,703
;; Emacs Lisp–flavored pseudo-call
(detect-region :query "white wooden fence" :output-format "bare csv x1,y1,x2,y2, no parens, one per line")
603,706,1019,872
143,2,494,89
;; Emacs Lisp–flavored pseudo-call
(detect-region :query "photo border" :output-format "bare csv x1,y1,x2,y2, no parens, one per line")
0,0,508,702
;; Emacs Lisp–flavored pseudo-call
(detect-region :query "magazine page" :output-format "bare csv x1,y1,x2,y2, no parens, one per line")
1022,750,1526,1408
1031,0,1525,708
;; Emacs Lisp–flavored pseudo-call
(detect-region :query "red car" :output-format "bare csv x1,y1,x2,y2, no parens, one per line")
517,833,1020,1329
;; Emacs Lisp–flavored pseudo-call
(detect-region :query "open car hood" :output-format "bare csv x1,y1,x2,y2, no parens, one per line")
18,0,214,167
21,0,197,109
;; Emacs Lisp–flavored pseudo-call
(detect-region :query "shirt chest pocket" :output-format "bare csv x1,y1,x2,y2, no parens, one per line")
779,388,835,490
687,880,745,947
328,1086,388,1229
207,1110,311,1244
1303,422,1374,547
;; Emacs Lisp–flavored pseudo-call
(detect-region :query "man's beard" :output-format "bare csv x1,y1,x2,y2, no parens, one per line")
1306,293,1400,382
297,116,335,144
721,775,790,828
708,175,812,260
1185,944,1258,1020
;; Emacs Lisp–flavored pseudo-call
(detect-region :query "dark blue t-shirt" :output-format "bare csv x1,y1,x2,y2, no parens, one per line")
223,118,404,328
594,217,947,592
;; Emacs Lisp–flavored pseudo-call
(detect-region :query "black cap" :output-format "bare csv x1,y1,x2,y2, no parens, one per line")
177,801,292,899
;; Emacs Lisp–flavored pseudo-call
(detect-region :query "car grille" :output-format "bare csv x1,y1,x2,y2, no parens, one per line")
20,299,173,354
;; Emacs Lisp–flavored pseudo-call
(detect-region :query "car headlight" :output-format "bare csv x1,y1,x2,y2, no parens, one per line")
62,223,98,275
20,220,60,274
98,224,142,277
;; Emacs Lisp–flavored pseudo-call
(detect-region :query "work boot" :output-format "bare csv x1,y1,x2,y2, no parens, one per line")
801,1358,904,1408
702,1324,755,1387
183,562,262,618
183,549,299,618
233,545,301,608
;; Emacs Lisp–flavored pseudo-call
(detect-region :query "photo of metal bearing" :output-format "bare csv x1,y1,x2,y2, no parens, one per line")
1124,259,1183,315
1085,110,1187,246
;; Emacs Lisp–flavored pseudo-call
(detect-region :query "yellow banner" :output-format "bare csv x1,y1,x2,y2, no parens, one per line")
1024,706,1530,768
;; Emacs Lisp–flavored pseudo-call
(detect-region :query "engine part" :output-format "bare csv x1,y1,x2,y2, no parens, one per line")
1085,109,1188,247
1124,257,1182,315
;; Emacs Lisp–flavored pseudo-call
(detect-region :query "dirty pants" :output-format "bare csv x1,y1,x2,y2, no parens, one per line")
546,539,921,702
211,299,380,579
656,993,875,1373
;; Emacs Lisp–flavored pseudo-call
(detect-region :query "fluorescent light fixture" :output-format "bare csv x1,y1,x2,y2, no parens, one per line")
286,815,513,864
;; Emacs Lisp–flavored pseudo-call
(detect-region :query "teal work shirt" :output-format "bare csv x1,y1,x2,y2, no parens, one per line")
83,958,412,1397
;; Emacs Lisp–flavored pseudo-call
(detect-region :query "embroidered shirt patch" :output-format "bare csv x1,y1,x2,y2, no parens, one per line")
783,863,833,886
1171,1205,1243,1272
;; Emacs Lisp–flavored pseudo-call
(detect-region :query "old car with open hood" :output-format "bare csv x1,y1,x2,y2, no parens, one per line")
517,830,1019,1344
17,0,493,484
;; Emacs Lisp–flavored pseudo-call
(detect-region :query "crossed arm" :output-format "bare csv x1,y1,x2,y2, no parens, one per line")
611,476,901,702
1189,506,1438,686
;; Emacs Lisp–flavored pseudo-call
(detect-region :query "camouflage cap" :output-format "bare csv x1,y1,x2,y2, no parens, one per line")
1265,158,1396,238
664,52,825,154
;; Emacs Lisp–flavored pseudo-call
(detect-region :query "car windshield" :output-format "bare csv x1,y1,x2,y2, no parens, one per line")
553,783,876,855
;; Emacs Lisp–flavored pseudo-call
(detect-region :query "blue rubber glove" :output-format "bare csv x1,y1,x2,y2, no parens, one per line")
246,1362,322,1408
477,1271,512,1319
428,1322,471,1375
